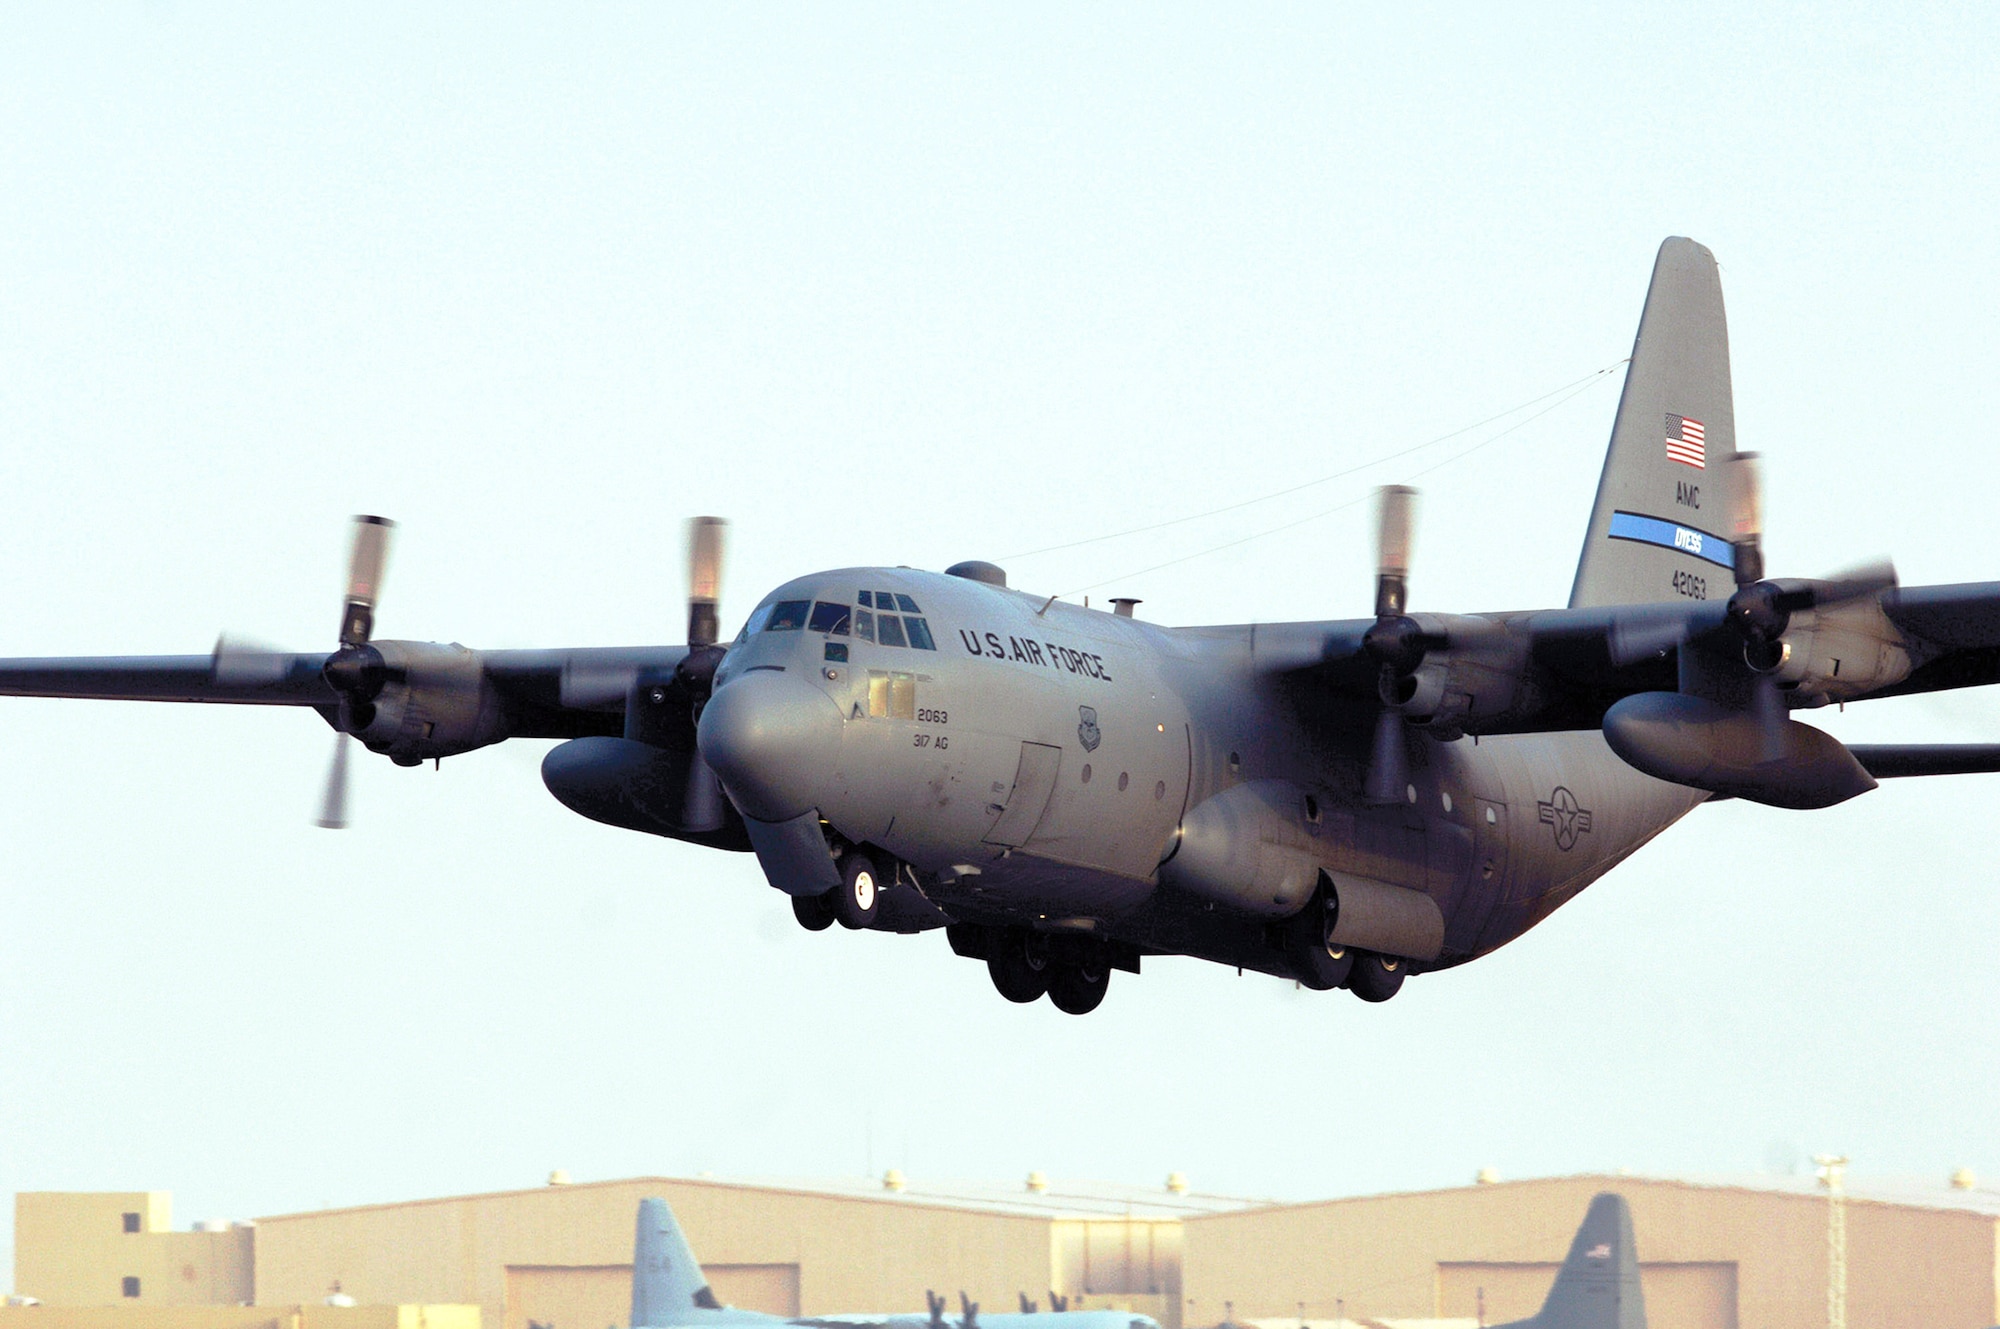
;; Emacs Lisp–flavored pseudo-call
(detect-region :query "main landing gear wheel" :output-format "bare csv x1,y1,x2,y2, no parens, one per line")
988,932,1052,1003
1347,951,1406,1003
1046,956,1110,1015
791,891,835,932
830,850,881,930
1283,887,1353,991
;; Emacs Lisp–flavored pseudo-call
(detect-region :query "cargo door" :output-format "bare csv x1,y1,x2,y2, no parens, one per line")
983,741,1062,847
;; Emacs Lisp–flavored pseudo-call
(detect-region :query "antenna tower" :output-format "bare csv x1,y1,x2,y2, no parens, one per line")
1814,1154,1849,1329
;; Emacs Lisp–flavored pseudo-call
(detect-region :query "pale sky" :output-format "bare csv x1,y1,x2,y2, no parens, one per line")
4,2,2000,1289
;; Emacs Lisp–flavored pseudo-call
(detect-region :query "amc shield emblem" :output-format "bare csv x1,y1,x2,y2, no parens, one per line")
1077,705,1102,752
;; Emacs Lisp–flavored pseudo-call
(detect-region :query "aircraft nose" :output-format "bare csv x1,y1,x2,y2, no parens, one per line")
696,669,844,822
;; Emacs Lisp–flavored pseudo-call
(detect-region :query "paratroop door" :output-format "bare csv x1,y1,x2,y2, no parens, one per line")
983,741,1062,846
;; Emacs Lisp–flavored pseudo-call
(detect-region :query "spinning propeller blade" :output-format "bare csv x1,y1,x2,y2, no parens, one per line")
1362,486,1439,803
317,515,398,829
316,733,352,829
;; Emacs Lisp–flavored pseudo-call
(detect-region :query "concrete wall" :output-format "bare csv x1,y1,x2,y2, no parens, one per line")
1178,1176,2000,1329
15,1194,253,1307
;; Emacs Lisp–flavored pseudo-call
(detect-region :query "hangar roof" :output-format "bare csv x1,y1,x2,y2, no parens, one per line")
257,1172,1269,1224
1189,1172,2000,1220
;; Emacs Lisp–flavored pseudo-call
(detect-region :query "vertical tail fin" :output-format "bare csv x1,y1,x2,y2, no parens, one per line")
632,1198,722,1328
1519,1192,1646,1329
1569,238,1741,609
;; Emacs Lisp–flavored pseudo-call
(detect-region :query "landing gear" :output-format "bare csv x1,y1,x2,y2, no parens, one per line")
1046,952,1110,1015
987,931,1052,1003
791,891,835,931
830,849,881,930
1282,885,1354,991
1347,950,1407,1003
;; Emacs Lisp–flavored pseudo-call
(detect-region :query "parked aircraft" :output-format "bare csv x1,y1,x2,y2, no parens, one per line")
626,1196,1155,1329
1492,1192,1644,1329
7,238,1999,1012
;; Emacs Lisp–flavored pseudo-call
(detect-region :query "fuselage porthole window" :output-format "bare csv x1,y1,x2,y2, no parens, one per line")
877,615,908,648
766,600,811,631
905,616,937,650
894,593,922,613
854,609,875,642
808,601,851,635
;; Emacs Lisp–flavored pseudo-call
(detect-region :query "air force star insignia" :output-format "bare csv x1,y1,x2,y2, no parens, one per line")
1077,705,1102,752
1537,786,1594,851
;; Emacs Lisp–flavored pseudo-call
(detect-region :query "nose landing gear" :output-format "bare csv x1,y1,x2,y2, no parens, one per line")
791,847,882,932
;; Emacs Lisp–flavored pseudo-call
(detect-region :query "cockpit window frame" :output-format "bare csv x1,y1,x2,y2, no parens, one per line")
765,599,812,632
807,601,852,636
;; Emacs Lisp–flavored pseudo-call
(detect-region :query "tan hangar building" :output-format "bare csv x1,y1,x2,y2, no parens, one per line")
15,1170,2000,1329
12,1174,1245,1329
1184,1172,2000,1329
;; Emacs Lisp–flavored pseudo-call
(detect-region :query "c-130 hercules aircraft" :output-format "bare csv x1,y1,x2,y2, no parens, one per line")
7,238,2000,1014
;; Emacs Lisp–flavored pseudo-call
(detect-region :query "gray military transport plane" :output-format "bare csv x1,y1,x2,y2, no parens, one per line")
626,1196,1156,1329
1491,1192,1645,1329
6,238,2000,1014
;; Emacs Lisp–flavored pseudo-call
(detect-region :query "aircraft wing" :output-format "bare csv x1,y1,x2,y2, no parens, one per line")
0,653,336,705
0,644,690,741
1263,578,2000,736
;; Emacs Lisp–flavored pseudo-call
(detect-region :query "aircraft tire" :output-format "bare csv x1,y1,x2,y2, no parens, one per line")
1046,958,1110,1015
831,850,881,930
988,932,1051,1003
1283,889,1353,991
1347,951,1407,1003
792,890,836,932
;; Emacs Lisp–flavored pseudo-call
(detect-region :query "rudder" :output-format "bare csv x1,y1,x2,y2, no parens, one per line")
632,1198,723,1328
1569,238,1742,609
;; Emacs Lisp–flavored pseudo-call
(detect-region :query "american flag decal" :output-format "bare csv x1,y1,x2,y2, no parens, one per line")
1666,413,1706,468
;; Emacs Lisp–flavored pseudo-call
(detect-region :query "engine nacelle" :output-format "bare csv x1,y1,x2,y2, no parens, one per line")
351,641,508,765
1160,780,1323,918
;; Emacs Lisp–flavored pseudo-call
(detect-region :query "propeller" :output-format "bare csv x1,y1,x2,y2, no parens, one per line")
1049,1293,1069,1313
927,1292,947,1329
624,516,736,832
316,515,396,828
1019,1295,1037,1314
1607,452,1895,760
1360,486,1444,803
959,1293,979,1329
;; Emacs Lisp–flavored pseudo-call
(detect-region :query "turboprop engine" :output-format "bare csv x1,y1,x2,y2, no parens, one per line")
337,639,508,766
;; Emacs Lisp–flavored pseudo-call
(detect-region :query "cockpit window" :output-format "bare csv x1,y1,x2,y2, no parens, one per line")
740,603,776,639
904,617,937,650
873,589,896,609
894,593,922,613
766,600,811,631
853,609,875,642
876,614,908,648
808,601,851,635
857,591,874,608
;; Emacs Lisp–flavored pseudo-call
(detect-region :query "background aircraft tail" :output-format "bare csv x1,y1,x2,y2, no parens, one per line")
1497,1191,1646,1329
632,1197,723,1328
1569,238,1745,609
